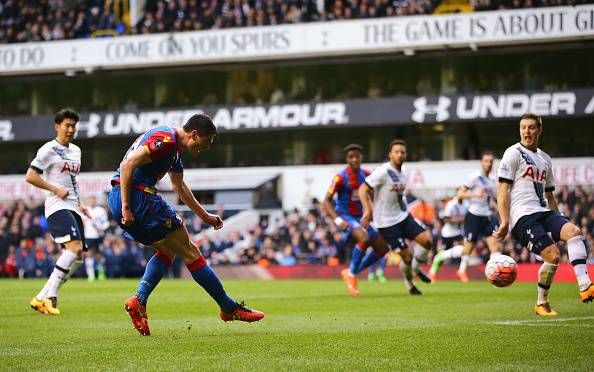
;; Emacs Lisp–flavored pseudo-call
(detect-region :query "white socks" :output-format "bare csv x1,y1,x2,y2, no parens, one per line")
537,262,558,305
85,256,96,281
59,260,83,290
567,236,592,291
42,250,78,299
442,245,464,260
399,260,414,290
459,255,470,273
412,246,429,275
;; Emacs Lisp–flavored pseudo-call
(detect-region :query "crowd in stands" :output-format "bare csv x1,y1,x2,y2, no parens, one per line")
0,0,124,44
2,0,588,44
1,185,592,279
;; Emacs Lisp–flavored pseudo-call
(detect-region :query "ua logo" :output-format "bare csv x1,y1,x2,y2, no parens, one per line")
411,96,451,123
76,113,101,138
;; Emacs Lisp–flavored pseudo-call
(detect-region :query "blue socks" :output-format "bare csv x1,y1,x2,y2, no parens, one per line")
349,244,365,275
355,250,382,275
379,256,387,271
187,256,237,313
136,253,170,306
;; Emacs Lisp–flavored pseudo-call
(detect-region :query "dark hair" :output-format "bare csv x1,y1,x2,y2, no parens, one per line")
183,113,218,135
519,113,542,128
54,108,79,124
388,139,407,151
343,143,363,154
481,150,494,158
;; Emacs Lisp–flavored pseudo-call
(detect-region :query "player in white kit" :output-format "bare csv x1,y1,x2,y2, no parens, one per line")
82,195,109,281
493,113,594,316
359,139,433,295
27,109,89,315
454,151,501,283
429,196,467,281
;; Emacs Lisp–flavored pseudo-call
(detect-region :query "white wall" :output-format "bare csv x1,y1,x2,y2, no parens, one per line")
1,158,592,210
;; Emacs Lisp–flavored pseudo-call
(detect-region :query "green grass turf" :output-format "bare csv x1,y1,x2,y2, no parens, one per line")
1,278,592,371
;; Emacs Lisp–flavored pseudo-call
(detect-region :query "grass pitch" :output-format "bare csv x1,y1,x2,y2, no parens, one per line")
1,278,592,371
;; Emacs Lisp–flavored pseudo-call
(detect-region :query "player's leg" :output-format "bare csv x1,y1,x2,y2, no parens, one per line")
557,220,593,302
534,243,560,316
485,216,502,258
513,214,559,316
430,237,464,280
341,224,388,295
34,240,83,315
340,221,368,296
353,226,389,275
124,249,173,336
85,239,98,281
380,221,420,294
348,226,369,276
368,250,376,282
156,225,264,322
376,256,387,283
134,251,173,306
457,240,473,282
31,210,84,315
485,236,502,257
398,248,421,295
458,213,484,282
408,217,432,283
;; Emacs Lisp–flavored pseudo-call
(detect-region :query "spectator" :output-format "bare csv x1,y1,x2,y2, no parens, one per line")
1,185,593,277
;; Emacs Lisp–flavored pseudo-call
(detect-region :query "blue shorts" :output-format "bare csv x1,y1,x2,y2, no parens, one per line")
378,214,426,250
47,210,87,250
441,234,463,249
464,212,499,243
108,187,182,246
511,211,569,254
338,213,380,241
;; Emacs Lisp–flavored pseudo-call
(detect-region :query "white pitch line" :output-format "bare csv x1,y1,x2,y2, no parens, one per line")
494,316,594,325
513,324,594,327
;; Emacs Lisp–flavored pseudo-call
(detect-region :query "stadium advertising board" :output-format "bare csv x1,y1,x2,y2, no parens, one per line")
1,89,593,142
0,5,593,75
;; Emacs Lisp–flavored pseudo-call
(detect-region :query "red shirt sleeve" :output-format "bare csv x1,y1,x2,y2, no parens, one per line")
327,174,344,196
144,131,177,161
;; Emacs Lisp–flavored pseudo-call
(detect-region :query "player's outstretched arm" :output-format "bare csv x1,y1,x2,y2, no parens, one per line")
493,182,511,239
25,167,68,199
118,146,152,226
358,182,373,228
169,171,223,230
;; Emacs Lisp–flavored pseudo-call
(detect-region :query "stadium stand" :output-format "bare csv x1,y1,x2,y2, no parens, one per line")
1,186,592,278
2,0,589,44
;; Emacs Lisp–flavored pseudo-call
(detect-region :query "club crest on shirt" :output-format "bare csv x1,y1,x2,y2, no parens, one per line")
154,139,163,149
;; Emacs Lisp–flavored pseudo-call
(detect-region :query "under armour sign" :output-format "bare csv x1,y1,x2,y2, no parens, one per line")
412,97,452,123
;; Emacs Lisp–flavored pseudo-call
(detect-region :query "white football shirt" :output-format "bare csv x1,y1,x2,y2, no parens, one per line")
463,171,496,217
440,198,467,238
498,143,554,230
364,162,409,228
30,139,82,218
83,205,109,239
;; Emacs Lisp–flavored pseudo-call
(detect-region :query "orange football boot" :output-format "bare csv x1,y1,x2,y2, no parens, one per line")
220,302,264,323
124,296,151,336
